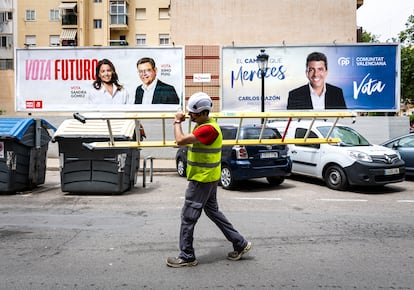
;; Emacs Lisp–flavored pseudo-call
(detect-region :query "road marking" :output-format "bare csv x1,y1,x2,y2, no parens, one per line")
233,197,282,201
64,195,112,199
316,198,368,202
182,196,411,203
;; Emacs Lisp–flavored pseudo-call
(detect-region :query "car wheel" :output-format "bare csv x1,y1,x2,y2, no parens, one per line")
220,165,237,190
176,157,186,177
324,165,348,190
266,176,285,186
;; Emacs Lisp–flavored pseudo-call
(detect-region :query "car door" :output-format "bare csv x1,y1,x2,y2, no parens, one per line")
290,127,321,176
394,135,414,174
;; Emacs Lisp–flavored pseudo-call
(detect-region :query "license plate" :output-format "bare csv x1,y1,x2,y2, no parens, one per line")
260,152,278,159
384,168,399,175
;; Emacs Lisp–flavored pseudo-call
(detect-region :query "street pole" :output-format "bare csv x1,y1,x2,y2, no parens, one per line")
257,49,269,124
261,69,265,124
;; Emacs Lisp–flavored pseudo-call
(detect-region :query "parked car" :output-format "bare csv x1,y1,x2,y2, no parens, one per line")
175,124,292,189
381,133,414,176
267,120,405,190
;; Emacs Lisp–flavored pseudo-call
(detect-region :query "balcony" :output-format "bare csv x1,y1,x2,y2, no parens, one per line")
62,14,77,26
110,14,128,30
109,40,128,46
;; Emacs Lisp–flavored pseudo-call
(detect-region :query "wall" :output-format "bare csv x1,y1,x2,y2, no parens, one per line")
170,0,358,46
340,116,410,144
185,45,220,111
0,70,15,114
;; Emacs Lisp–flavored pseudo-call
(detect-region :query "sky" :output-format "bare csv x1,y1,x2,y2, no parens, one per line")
357,0,414,42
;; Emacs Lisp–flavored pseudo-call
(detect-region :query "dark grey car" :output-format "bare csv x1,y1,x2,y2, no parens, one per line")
381,133,414,176
175,124,292,189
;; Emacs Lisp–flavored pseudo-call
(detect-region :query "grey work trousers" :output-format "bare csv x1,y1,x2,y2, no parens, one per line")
178,180,248,261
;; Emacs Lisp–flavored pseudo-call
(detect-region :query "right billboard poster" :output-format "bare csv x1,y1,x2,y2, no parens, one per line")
221,44,400,112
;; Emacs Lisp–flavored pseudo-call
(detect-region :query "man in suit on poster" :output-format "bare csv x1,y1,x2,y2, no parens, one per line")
134,57,179,105
287,52,347,110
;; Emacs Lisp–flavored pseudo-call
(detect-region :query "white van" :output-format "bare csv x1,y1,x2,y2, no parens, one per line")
268,120,405,190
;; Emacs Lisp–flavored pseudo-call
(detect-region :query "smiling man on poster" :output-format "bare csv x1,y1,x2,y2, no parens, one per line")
287,51,347,110
134,57,180,105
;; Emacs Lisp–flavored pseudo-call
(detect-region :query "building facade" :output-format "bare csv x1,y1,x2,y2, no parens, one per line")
15,0,171,48
171,0,363,45
1,0,363,115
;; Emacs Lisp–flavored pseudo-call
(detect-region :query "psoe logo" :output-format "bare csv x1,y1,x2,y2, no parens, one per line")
338,57,351,66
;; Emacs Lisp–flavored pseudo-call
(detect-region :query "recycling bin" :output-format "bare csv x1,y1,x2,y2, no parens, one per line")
0,118,55,193
53,119,140,194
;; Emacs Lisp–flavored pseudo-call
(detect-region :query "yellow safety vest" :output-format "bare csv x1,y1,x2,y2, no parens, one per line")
187,119,222,182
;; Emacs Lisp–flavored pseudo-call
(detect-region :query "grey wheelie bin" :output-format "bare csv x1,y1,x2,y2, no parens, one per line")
52,119,140,194
0,118,55,193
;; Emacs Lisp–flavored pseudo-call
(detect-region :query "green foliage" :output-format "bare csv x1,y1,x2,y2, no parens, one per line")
363,12,414,104
398,14,414,104
361,30,380,43
398,15,414,46
400,46,414,102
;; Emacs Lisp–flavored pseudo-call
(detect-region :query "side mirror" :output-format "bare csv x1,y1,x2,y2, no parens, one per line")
392,142,399,149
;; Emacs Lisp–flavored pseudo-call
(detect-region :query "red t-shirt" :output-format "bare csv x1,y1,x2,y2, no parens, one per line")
193,124,219,145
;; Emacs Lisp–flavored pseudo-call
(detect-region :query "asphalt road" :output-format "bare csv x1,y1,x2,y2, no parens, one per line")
1,172,413,290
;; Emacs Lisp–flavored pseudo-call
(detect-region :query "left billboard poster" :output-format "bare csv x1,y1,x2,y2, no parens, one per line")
15,47,184,112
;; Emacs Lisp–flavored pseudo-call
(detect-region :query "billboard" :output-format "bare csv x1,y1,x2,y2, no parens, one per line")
222,44,400,112
15,47,184,112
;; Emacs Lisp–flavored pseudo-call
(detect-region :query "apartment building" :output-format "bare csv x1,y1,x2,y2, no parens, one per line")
1,0,363,115
16,0,171,47
0,0,13,69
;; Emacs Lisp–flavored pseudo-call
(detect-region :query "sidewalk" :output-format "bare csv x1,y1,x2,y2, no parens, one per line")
46,157,177,172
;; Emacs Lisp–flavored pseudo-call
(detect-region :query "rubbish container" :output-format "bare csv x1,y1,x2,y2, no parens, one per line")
0,118,55,193
53,119,140,194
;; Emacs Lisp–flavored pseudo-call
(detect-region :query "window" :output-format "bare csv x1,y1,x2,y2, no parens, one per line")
25,35,36,46
397,135,414,147
49,9,59,21
110,1,126,14
0,59,13,70
25,10,36,21
93,19,102,29
0,35,12,48
110,1,127,25
0,11,13,23
94,0,102,2
159,34,170,46
50,35,60,46
136,34,146,46
159,8,170,19
0,36,6,47
295,128,320,149
136,8,146,20
318,126,370,146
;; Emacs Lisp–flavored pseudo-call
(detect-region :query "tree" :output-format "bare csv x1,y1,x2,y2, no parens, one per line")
360,30,380,43
398,15,414,46
398,14,414,103
400,46,414,103
361,14,414,104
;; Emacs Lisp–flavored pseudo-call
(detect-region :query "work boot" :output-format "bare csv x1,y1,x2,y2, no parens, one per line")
227,241,252,261
166,257,198,268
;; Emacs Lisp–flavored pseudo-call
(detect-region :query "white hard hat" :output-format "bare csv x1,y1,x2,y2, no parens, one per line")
187,92,213,113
